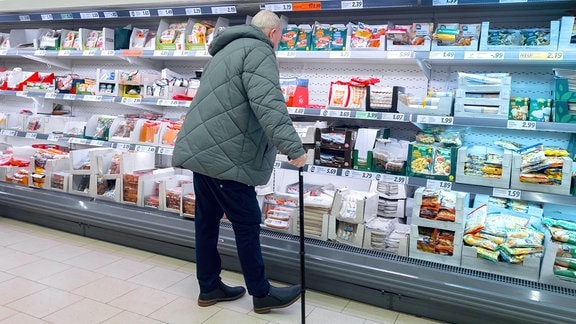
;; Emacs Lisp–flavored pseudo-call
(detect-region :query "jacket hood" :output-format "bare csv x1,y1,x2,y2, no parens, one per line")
209,24,273,56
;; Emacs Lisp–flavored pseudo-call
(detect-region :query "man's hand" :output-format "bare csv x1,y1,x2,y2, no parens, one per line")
288,153,307,168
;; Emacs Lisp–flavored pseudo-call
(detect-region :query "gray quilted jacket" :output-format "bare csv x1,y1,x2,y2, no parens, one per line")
172,24,305,186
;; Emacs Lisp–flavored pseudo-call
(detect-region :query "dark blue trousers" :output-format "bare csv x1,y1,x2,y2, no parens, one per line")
193,172,271,297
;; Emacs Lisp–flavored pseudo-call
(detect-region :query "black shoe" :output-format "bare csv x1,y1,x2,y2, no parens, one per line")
198,282,246,307
253,284,301,314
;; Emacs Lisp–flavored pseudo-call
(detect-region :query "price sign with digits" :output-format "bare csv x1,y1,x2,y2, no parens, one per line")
83,95,102,102
69,138,88,145
433,0,458,5
387,51,412,59
356,111,378,120
427,179,452,191
58,50,71,57
342,170,376,180
327,110,352,118
464,51,505,60
157,9,174,16
274,161,282,169
416,115,454,125
277,51,297,58
19,15,31,22
519,51,563,61
264,3,293,11
157,99,179,106
211,6,237,14
135,145,157,153
157,147,174,155
0,129,16,136
288,107,306,115
129,10,151,17
307,165,338,176
329,51,351,59
493,188,522,200
89,140,105,146
25,132,37,139
80,12,100,19
381,113,405,122
341,0,363,9
47,134,60,142
35,50,46,56
41,14,54,21
82,50,96,56
63,94,76,101
186,8,203,15
429,51,455,60
383,174,408,185
101,50,116,56
121,97,142,105
507,120,536,130
103,11,119,18
153,50,170,57
115,143,131,151
44,93,57,99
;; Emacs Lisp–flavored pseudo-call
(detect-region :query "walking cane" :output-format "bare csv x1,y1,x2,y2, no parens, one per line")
298,167,306,323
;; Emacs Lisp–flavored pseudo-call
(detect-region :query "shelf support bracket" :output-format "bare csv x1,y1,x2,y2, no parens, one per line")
20,55,72,70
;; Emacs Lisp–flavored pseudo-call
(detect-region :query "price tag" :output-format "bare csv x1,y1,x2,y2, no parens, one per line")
157,9,174,16
265,3,293,11
288,107,306,115
416,115,454,125
153,50,170,57
35,50,46,56
47,134,59,142
211,6,237,14
341,0,363,9
103,11,119,18
135,145,157,153
356,111,379,120
63,94,76,100
383,174,408,185
292,2,322,11
380,113,405,121
43,92,57,99
121,97,142,105
0,129,16,136
507,120,536,130
58,50,71,56
82,50,96,56
89,140,105,146
69,138,88,145
60,13,74,20
427,179,452,190
115,143,131,151
329,51,351,59
157,99,179,106
41,14,54,21
307,165,338,176
274,160,282,169
19,15,31,22
429,51,455,59
499,0,527,2
277,51,297,58
101,50,116,56
327,110,352,118
25,132,37,139
0,50,6,56
16,91,28,97
80,12,100,19
464,51,505,60
387,51,412,59
157,147,174,155
493,188,522,199
343,170,376,180
83,95,102,102
433,0,458,5
519,51,563,61
186,7,203,15
129,10,151,17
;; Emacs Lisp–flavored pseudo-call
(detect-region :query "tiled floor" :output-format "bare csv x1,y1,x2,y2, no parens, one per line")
0,217,442,324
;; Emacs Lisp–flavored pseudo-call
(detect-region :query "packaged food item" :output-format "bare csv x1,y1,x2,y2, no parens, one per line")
328,81,350,108
477,246,499,262
330,24,347,50
529,98,552,122
509,97,530,121
279,25,299,50
311,22,331,51
464,234,499,250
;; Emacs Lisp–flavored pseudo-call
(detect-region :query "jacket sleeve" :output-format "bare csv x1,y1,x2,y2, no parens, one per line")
242,46,306,160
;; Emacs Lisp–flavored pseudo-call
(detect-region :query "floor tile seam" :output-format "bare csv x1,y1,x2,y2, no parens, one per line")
4,261,73,282
107,290,181,318
3,287,86,320
34,245,95,263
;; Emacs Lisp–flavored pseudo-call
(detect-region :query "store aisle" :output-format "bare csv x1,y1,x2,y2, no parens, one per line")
0,217,442,324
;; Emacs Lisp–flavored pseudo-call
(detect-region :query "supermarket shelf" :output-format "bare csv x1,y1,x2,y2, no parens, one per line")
425,0,573,5
288,107,409,122
413,115,576,133
421,50,576,65
0,181,575,324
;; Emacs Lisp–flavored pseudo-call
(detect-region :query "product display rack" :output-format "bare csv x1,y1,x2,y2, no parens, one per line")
1,1,576,323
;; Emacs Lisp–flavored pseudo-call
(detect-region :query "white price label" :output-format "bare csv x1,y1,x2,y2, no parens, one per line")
121,97,142,105
343,170,375,180
80,12,100,19
157,99,179,106
329,51,351,59
288,107,306,115
274,160,282,169
0,130,16,136
44,92,57,99
519,51,563,61
41,14,54,21
308,165,339,176
82,50,96,56
387,51,412,59
341,0,363,9
0,50,7,56
265,3,293,11
427,179,452,190
89,140,105,146
429,51,455,59
433,0,458,5
326,109,352,118
135,145,157,153
129,10,151,17
58,50,71,56
157,147,174,155
380,113,405,121
103,11,119,18
499,0,527,3
47,134,59,142
157,9,174,16
416,115,454,125
69,138,88,145
277,51,297,58
153,50,170,57
383,174,408,185
16,91,28,97
83,95,102,102
115,143,131,151
185,7,202,15
211,6,237,14
493,188,522,199
63,94,76,100
101,50,116,56
25,132,37,139
464,51,505,60
507,120,536,130
35,50,46,56
19,15,31,22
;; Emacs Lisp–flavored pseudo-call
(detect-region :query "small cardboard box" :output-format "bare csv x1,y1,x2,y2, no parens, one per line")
386,23,433,51
510,154,572,196
79,28,114,50
330,188,379,224
558,16,576,50
431,23,481,51
479,20,560,52
455,146,512,189
328,215,365,248
409,224,463,267
461,245,542,282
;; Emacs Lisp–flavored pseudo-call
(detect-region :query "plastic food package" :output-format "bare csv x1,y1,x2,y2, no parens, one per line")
139,121,161,143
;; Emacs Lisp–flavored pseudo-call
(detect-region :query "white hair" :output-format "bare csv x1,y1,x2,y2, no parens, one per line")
251,10,281,33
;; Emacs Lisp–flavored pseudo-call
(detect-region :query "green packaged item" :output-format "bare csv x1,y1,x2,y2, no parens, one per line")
542,217,576,231
529,98,552,122
311,23,332,51
464,234,499,251
499,248,524,264
330,24,347,50
477,246,499,262
549,227,576,245
500,243,543,256
557,243,576,258
295,25,312,51
279,25,299,51
553,265,576,279
555,257,576,270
